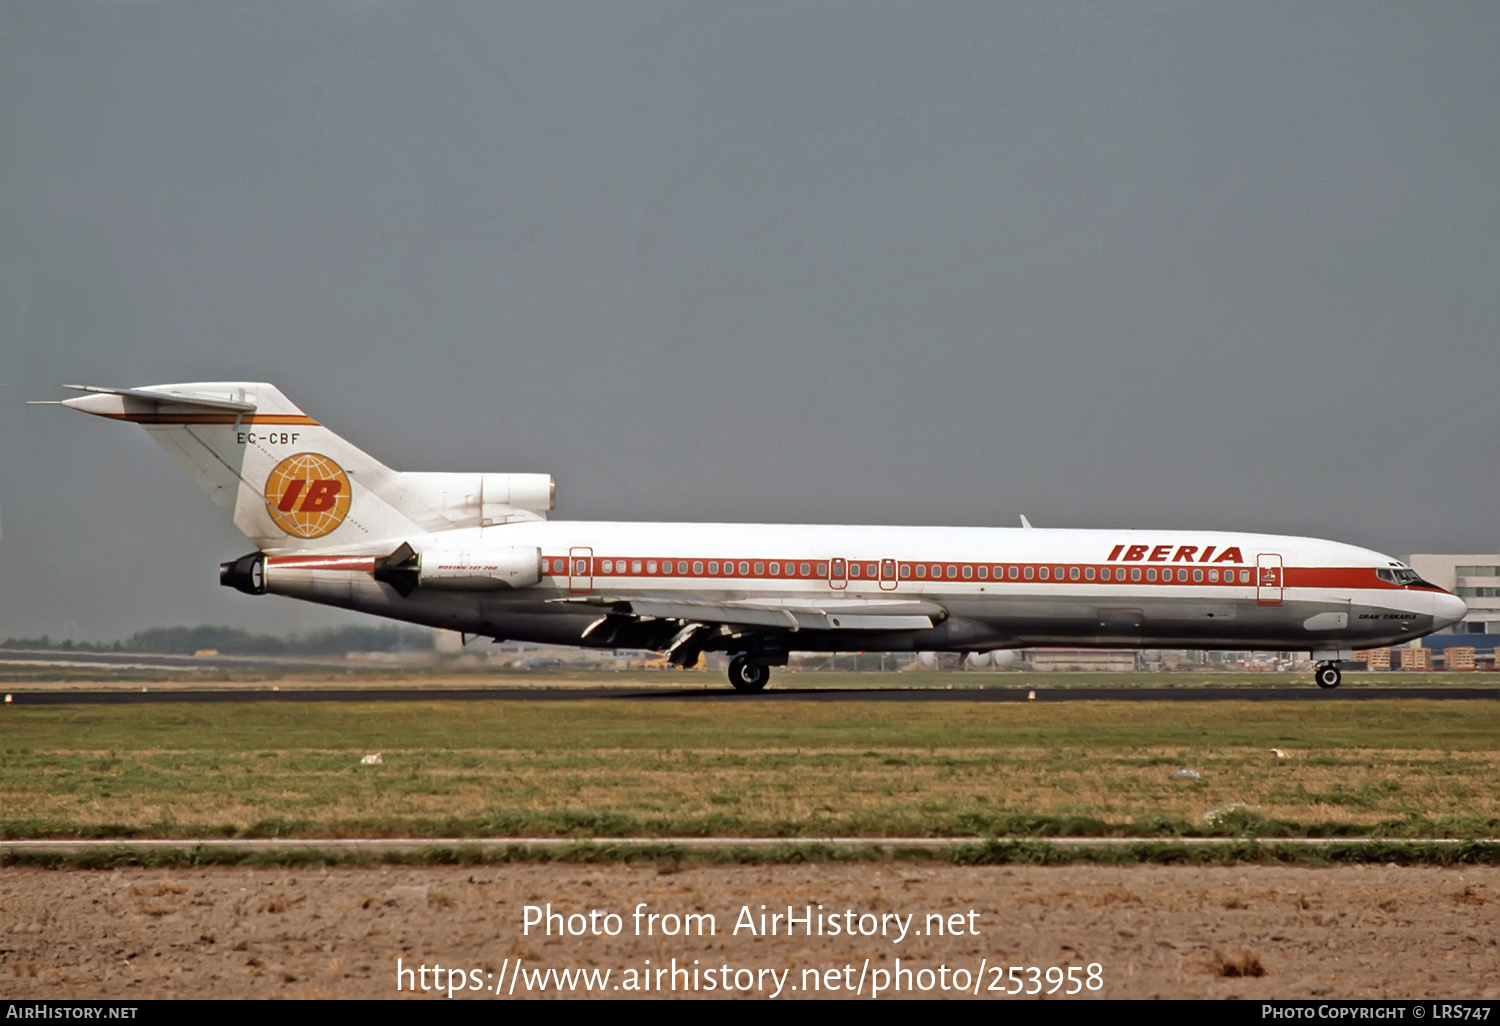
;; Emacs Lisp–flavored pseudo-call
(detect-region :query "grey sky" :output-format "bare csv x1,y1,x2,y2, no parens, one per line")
2,2,1497,641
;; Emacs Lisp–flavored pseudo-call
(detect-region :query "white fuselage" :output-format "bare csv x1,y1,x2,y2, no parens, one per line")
259,522,1467,656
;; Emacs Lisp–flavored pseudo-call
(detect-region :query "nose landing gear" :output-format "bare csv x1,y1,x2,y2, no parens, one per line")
1315,662,1342,690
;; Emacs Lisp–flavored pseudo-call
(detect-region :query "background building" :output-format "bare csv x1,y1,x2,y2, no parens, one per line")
1408,554,1500,637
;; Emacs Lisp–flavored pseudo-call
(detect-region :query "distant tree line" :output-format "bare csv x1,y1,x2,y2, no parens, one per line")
1,625,435,655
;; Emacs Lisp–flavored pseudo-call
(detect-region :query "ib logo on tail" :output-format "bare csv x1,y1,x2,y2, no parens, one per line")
264,453,351,538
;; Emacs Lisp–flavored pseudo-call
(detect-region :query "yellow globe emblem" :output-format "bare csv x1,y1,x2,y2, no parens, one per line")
264,452,352,539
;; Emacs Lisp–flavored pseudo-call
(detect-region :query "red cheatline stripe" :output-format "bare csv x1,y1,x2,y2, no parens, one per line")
537,557,1421,592
99,413,319,425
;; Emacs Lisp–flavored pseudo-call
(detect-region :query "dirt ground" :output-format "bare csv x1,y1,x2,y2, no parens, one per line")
3,863,1497,1000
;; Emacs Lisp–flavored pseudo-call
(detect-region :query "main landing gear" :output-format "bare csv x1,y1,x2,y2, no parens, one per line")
1315,662,1342,690
728,656,770,693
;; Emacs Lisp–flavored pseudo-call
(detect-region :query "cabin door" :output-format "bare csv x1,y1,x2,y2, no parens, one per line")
569,546,594,594
1256,553,1283,605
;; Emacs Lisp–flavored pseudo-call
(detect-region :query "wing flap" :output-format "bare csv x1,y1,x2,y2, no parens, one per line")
629,600,801,630
565,594,944,632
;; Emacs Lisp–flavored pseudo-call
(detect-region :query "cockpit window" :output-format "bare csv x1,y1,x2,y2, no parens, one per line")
1378,568,1427,586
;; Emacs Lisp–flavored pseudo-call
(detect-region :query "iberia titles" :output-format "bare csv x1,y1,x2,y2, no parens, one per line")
1107,544,1244,564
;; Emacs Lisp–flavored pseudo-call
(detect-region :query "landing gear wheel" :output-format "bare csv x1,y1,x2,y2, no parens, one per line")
728,657,770,693
1315,663,1342,690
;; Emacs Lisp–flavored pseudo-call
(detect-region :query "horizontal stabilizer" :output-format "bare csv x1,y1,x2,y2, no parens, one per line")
58,384,258,413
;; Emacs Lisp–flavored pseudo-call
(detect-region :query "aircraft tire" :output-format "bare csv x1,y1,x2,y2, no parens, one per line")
1315,663,1342,690
728,657,770,693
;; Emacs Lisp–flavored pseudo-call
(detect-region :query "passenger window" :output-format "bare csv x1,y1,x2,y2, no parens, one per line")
817,563,828,576
647,561,657,574
1039,567,1050,580
1055,567,1065,579
900,565,911,578
737,562,748,575
978,566,988,580
947,565,958,579
916,565,926,578
1024,566,1034,580
1147,568,1156,582
803,563,813,576
1131,568,1141,582
631,560,642,574
678,561,688,574
1085,567,1095,581
1239,570,1250,584
850,565,861,578
962,566,973,579
1193,569,1203,582
1008,566,1019,580
1100,568,1110,581
754,562,764,575
769,562,779,575
1070,567,1080,581
693,561,704,575
1208,569,1218,582
601,560,613,573
708,562,719,574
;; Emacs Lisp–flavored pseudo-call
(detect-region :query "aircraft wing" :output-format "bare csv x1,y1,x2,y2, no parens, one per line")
627,597,941,632
561,594,946,633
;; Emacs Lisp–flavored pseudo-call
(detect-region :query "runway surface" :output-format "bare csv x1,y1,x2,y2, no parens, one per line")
0,648,343,672
3,836,1493,854
5,686,1497,705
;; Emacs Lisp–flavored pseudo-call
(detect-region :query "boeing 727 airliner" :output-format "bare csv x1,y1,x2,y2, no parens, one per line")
38,382,1467,691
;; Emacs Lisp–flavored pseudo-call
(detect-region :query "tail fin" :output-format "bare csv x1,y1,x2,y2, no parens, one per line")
49,382,420,551
44,382,555,553
45,381,558,549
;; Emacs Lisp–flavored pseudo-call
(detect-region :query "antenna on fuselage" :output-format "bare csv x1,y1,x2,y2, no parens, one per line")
1019,515,1033,528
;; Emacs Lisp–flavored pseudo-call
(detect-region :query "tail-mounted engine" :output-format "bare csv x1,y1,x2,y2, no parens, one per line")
373,541,543,597
390,472,555,529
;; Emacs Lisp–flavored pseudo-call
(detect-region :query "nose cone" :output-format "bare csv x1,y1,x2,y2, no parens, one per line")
1434,591,1468,632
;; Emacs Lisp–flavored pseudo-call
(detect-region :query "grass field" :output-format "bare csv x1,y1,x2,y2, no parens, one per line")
3,697,1497,843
